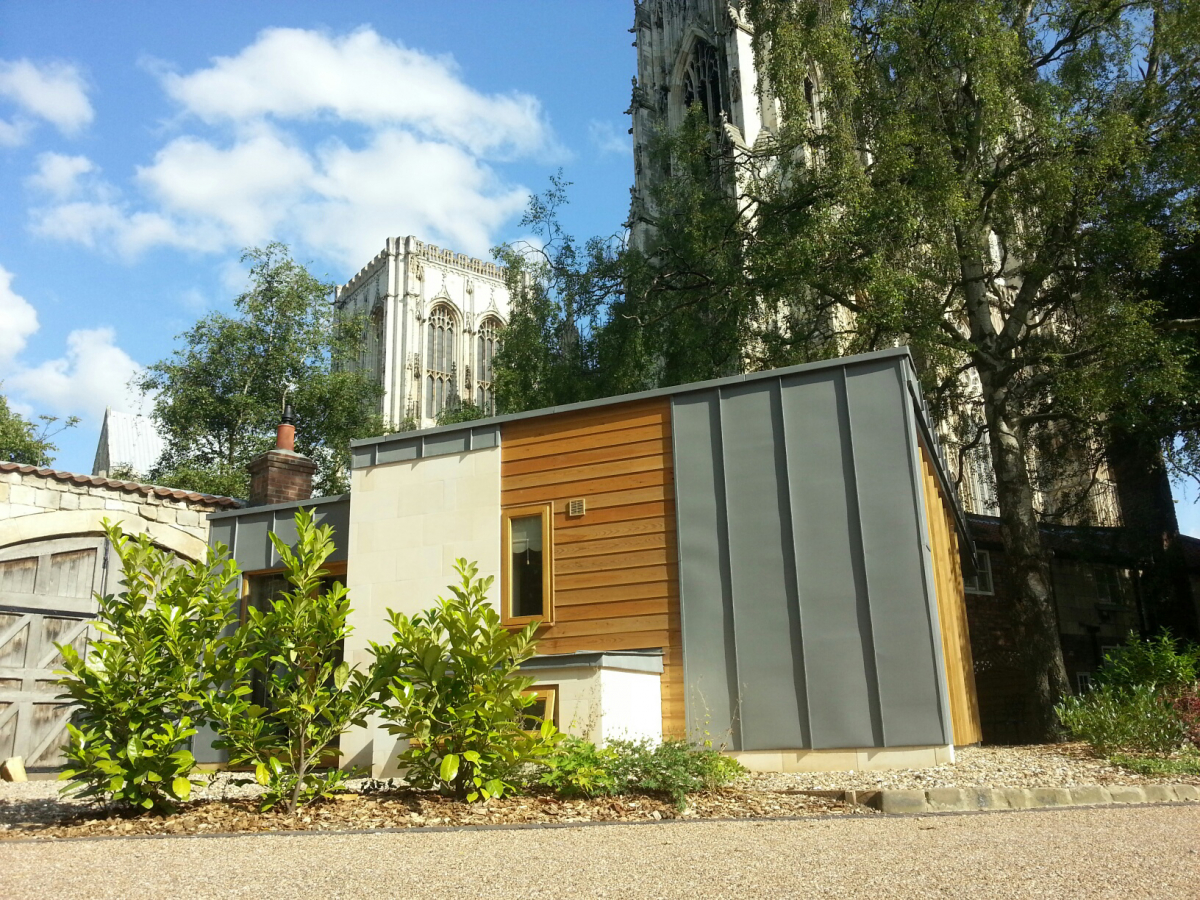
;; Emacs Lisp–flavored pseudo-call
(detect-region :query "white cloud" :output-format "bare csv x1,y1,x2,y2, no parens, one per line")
30,27,553,266
0,117,31,147
27,152,95,198
0,265,40,368
588,120,630,157
7,327,144,420
0,58,93,144
0,263,144,431
161,27,554,158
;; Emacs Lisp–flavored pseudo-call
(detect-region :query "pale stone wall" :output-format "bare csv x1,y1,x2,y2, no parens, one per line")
0,467,224,560
341,445,502,776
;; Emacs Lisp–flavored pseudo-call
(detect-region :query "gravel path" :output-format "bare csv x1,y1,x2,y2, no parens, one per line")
1,805,1197,899
740,743,1200,791
4,744,1193,833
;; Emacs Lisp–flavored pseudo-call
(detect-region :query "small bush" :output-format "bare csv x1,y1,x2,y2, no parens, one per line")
373,559,558,801
55,522,239,811
203,509,382,813
1108,749,1200,778
536,736,619,798
1169,687,1200,747
1056,682,1186,755
539,737,745,807
1095,632,1199,694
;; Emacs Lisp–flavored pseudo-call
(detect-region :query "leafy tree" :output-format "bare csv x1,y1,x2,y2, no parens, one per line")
56,521,239,811
372,558,558,802
733,0,1200,737
435,399,486,426
0,388,78,466
138,243,385,499
492,174,619,412
203,509,382,813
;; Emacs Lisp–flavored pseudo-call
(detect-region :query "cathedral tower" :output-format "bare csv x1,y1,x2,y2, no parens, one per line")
628,1,774,249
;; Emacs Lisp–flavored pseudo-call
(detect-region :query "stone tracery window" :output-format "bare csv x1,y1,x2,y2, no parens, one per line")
476,316,501,415
682,39,730,126
368,306,385,385
425,304,457,420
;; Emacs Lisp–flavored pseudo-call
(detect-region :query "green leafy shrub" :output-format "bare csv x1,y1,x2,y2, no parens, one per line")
55,521,239,811
1056,682,1187,755
539,737,745,807
1108,749,1200,778
373,559,558,801
1095,633,1199,693
203,509,382,813
537,736,620,798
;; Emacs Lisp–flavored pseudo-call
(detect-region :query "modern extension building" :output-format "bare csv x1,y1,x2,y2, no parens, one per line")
206,348,981,775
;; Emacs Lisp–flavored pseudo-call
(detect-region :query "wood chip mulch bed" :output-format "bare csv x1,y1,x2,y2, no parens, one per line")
0,788,854,840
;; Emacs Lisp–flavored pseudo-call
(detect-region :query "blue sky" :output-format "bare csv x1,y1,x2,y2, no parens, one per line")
2,2,1198,535
0,1,634,466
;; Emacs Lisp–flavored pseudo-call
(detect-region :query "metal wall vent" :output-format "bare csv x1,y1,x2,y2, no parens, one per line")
567,498,586,517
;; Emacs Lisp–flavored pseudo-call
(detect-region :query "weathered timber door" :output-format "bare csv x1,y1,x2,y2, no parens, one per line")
0,536,107,767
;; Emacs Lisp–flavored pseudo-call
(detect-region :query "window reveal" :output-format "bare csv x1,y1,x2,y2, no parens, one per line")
519,685,558,732
510,515,544,618
501,505,553,625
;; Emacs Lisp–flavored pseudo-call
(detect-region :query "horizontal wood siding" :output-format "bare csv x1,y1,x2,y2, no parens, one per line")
919,443,983,745
501,398,684,738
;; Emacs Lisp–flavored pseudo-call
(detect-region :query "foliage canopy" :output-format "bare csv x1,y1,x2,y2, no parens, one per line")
139,243,385,499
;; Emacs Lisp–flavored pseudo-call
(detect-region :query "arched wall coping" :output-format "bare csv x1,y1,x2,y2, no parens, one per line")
0,510,208,561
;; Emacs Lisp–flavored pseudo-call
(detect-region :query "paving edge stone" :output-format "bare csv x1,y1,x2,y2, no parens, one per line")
863,784,1198,814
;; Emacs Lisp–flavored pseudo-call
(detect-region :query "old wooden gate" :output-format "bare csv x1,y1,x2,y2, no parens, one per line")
0,536,107,768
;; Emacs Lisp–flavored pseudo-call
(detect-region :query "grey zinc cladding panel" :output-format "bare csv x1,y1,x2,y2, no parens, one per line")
780,367,879,749
842,361,945,746
207,495,350,573
719,381,810,750
350,424,500,469
672,356,951,752
672,393,741,748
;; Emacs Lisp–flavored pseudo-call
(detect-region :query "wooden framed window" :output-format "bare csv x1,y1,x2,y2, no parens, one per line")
963,549,993,595
501,504,553,626
519,685,558,732
241,562,347,623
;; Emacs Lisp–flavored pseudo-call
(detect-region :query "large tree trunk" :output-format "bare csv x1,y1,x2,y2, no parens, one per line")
979,370,1072,741
957,224,1071,742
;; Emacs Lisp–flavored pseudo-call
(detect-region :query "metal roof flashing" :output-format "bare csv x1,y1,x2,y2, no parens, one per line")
350,349,929,469
519,649,665,675
207,493,349,521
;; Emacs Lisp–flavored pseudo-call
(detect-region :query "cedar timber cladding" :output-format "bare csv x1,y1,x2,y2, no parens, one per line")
500,398,684,738
919,442,983,745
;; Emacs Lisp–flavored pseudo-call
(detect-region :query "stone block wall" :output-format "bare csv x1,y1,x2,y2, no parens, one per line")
0,463,239,560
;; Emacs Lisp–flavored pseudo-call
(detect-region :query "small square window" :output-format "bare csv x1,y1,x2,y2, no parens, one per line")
519,685,558,732
964,549,994,595
1077,672,1094,693
502,504,553,625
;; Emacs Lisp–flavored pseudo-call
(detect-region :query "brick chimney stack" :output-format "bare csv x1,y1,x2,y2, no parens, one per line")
247,404,316,506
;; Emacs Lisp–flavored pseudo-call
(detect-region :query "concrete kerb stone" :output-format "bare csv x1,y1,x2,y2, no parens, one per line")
1173,784,1200,801
1068,786,1111,806
861,784,1198,815
1142,785,1178,803
1107,786,1148,804
878,789,930,814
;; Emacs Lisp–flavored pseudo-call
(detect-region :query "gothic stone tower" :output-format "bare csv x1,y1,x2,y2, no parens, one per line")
628,0,778,249
335,237,511,430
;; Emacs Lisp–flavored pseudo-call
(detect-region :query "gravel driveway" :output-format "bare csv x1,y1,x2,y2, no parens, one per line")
2,805,1197,899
